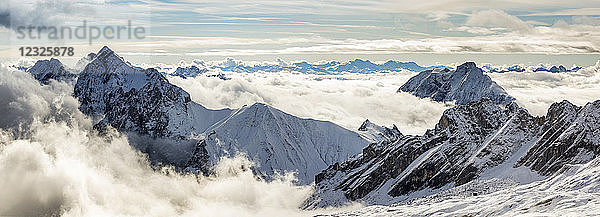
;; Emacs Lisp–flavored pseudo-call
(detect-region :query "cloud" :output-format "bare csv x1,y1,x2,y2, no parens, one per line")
489,62,600,116
0,65,89,136
0,64,364,216
465,10,534,34
168,71,451,135
0,0,96,30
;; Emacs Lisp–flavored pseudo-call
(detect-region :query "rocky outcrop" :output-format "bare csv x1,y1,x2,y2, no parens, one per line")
516,100,600,175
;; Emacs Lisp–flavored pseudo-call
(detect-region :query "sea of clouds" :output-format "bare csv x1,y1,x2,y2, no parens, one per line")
1,57,599,216
165,59,600,135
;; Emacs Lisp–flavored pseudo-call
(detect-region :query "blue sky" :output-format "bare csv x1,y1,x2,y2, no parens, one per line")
1,0,599,65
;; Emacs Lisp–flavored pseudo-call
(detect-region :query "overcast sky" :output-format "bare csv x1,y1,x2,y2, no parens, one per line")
1,0,599,65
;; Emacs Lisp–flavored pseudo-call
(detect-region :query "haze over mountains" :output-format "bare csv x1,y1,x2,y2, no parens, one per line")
7,46,600,216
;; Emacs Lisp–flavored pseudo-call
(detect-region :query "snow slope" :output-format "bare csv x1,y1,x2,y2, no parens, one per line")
197,103,369,184
321,156,600,216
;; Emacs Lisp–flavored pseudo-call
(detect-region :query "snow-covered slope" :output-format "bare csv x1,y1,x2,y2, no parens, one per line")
27,58,75,84
398,62,515,105
307,98,600,207
321,156,600,216
189,103,369,184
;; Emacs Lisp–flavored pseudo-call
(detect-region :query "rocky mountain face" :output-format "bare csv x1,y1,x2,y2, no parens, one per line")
398,62,515,105
72,46,369,183
27,58,75,84
306,98,600,207
516,100,600,175
74,46,231,139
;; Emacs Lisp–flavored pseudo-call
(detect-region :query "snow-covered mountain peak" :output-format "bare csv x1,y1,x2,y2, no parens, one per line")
74,46,228,137
398,62,515,105
358,119,376,131
544,100,579,125
98,46,114,56
456,61,478,70
196,102,369,184
27,58,75,84
358,119,403,143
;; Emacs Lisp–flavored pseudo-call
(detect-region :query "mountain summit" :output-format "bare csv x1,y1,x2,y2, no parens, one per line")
27,58,75,84
74,46,230,139
398,62,515,105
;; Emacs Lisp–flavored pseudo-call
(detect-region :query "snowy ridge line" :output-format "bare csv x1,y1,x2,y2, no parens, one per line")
307,98,600,209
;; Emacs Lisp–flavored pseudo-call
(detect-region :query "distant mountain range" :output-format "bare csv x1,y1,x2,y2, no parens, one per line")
153,59,445,77
482,64,582,73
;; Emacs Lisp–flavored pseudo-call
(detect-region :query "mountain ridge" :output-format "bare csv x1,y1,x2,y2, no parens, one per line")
306,97,600,207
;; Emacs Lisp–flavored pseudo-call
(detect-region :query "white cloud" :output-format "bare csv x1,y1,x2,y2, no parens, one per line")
490,61,600,116
465,10,534,34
